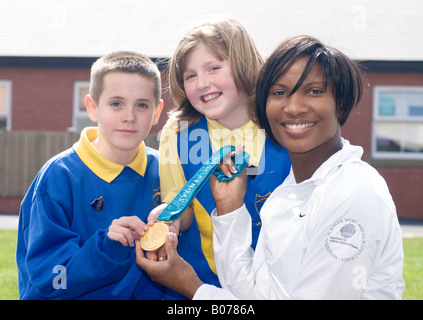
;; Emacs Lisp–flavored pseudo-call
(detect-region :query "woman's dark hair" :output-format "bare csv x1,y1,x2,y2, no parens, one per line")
256,35,365,146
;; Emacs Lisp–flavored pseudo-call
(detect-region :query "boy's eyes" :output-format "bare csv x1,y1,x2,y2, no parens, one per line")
110,102,149,108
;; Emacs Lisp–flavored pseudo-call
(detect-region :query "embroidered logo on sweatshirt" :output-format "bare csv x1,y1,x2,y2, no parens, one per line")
91,196,104,212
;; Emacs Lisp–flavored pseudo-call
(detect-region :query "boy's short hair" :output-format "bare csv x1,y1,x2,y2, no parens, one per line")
256,35,365,146
169,18,264,127
90,51,161,105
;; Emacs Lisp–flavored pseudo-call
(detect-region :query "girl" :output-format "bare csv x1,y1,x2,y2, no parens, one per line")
137,35,405,300
157,18,291,298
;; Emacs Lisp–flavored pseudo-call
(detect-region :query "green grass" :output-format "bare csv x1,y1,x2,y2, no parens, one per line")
402,237,423,300
1,230,422,300
0,230,19,299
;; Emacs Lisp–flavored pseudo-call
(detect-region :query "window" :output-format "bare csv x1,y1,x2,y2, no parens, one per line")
0,80,12,130
72,81,96,132
372,86,423,159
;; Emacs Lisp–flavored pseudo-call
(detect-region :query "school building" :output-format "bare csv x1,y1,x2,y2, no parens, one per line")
0,1,422,219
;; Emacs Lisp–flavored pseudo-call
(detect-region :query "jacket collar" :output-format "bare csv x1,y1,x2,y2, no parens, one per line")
73,127,147,183
286,139,364,186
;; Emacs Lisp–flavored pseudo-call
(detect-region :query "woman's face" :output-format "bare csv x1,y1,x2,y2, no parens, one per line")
266,57,340,155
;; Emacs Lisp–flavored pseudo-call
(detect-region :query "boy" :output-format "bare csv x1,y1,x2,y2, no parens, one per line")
16,51,164,299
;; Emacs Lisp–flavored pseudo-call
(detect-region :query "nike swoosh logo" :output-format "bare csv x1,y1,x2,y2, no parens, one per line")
299,213,306,218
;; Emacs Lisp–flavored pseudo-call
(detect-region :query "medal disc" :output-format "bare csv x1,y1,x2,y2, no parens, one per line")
140,222,169,251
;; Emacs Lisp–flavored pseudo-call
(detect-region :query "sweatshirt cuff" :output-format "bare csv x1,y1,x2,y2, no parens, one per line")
102,231,132,260
211,203,246,219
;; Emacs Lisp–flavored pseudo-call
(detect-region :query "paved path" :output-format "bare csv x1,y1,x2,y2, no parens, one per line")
1,214,423,237
0,215,19,230
401,220,423,238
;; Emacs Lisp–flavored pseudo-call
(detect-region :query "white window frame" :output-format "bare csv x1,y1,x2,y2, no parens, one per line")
0,80,12,131
372,85,423,160
72,81,94,132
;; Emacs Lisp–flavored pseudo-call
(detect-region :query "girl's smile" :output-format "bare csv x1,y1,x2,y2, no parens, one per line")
183,44,250,129
201,92,222,103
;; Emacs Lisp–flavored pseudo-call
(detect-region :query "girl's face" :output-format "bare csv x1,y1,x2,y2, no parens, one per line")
266,57,340,155
182,44,250,129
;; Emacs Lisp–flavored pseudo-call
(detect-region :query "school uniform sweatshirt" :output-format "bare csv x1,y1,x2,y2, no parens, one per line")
16,127,164,299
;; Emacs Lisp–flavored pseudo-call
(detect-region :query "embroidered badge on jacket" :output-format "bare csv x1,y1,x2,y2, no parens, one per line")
91,196,104,212
325,218,366,262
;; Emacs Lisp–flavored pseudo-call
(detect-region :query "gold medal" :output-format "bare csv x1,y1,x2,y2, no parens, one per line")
140,222,169,251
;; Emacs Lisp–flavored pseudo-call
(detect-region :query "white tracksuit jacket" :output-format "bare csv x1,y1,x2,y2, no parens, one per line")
194,140,405,300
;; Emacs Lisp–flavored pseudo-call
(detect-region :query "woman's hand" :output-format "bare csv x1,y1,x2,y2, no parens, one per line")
135,228,203,299
210,145,248,215
145,202,194,261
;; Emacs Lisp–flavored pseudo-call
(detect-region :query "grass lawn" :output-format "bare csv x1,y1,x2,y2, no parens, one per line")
402,237,423,300
0,230,19,299
1,230,422,300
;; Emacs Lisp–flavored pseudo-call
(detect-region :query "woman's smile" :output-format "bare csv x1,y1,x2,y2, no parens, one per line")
266,57,339,155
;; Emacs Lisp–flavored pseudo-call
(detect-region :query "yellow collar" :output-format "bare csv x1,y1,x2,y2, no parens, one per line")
206,118,265,167
74,127,147,183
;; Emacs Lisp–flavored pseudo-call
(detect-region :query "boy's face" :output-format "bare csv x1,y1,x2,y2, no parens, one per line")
86,71,163,165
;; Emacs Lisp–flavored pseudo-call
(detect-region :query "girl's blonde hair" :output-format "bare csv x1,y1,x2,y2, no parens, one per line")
168,18,264,130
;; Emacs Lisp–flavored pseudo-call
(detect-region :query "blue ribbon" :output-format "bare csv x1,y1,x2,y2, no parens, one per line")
156,145,250,222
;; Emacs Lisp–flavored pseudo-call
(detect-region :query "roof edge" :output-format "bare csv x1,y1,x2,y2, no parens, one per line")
1,56,422,73
0,56,170,69
359,60,423,73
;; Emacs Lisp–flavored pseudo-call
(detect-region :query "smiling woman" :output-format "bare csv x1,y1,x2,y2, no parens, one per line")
257,35,363,183
136,35,405,300
257,35,363,141
203,35,405,299
265,58,340,168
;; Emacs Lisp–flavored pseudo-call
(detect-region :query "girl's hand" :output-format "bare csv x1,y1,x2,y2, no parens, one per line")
147,203,168,226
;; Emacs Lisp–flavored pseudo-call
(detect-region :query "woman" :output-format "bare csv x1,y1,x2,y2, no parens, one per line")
136,35,405,300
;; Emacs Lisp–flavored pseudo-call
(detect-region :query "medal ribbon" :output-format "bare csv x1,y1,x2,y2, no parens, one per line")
156,145,250,222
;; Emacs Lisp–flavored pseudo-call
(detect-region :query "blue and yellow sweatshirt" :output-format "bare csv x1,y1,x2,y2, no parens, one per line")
16,127,163,299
